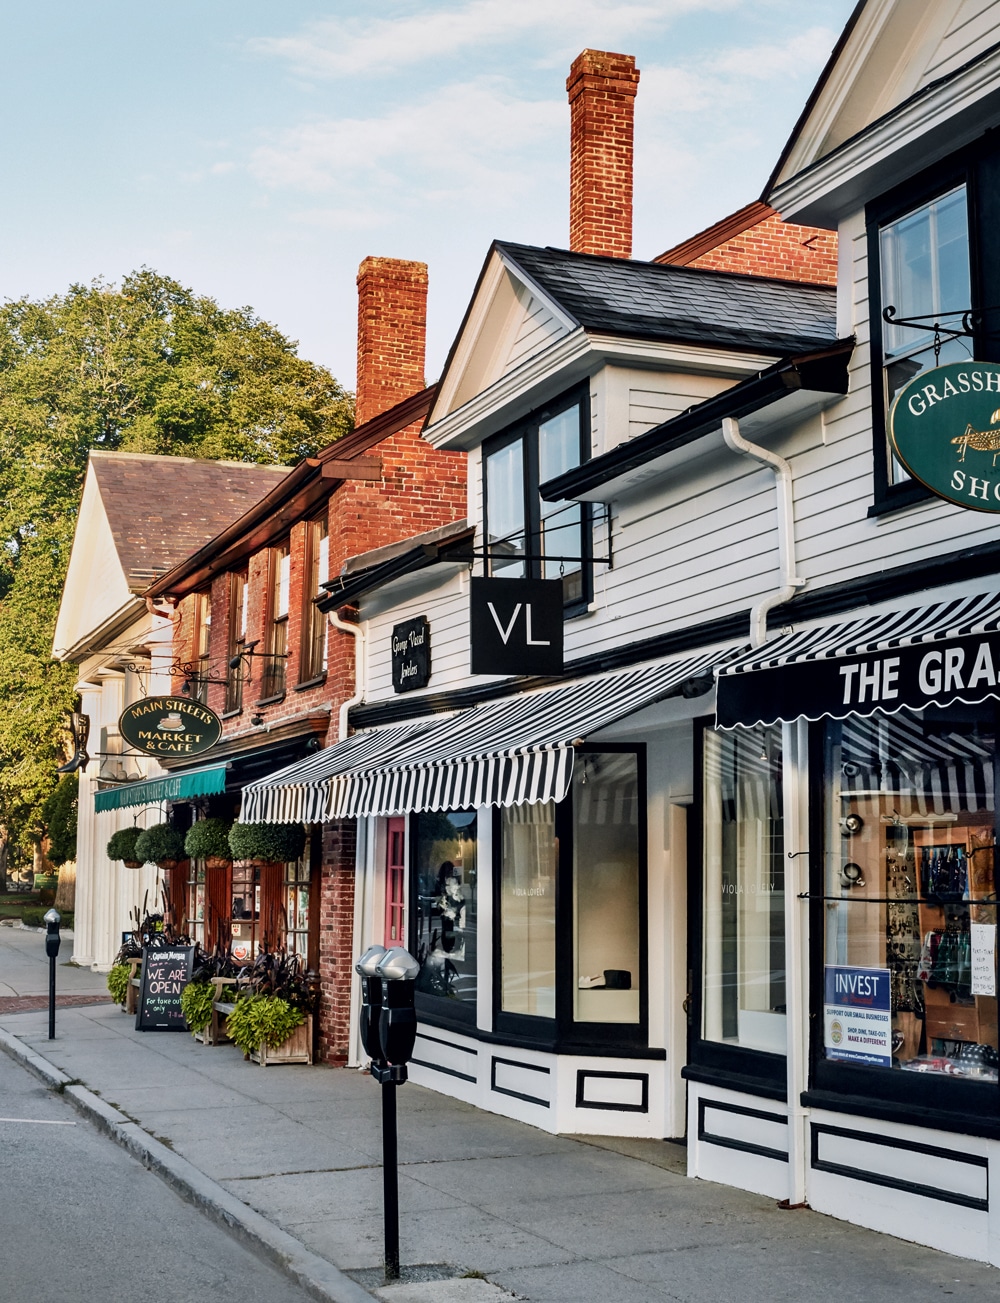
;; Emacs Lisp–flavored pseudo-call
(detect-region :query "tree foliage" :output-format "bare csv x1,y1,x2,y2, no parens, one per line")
0,270,354,862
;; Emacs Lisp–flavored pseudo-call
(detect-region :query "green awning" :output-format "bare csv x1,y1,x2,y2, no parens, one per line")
94,762,228,813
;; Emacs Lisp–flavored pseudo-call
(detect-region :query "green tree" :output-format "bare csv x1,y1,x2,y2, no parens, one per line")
0,270,354,881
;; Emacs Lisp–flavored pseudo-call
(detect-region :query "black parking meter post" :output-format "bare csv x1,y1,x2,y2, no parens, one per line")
44,909,61,1040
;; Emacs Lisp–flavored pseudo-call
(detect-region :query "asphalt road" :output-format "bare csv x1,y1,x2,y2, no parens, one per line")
0,1050,315,1303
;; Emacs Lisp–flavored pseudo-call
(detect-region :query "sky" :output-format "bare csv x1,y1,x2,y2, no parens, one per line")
0,1,858,389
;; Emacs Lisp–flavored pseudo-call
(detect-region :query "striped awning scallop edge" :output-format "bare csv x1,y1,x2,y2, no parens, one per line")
242,646,738,824
715,590,1000,729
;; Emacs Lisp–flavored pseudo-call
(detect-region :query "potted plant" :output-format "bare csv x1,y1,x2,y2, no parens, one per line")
107,826,143,869
184,817,233,869
181,945,241,1044
229,949,318,1065
228,821,306,865
134,822,185,869
106,962,131,1007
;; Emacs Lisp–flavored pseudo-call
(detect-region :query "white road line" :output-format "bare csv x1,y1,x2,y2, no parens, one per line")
0,1117,76,1125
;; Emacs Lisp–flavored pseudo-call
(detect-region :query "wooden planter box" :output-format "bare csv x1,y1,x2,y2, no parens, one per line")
125,959,142,1015
250,1014,313,1066
195,978,237,1045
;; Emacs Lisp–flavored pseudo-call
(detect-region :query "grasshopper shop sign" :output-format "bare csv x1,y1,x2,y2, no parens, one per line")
119,696,223,757
889,361,1000,511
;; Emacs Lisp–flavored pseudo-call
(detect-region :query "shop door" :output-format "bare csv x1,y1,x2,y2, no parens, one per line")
385,818,406,946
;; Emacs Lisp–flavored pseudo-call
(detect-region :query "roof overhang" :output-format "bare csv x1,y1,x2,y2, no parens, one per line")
768,40,1000,228
540,342,854,504
319,523,476,612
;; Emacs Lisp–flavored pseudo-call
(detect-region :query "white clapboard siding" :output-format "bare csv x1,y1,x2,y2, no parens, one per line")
918,0,1000,87
626,374,733,442
503,291,566,376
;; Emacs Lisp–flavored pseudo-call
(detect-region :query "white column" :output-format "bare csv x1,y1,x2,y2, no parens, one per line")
783,717,811,1204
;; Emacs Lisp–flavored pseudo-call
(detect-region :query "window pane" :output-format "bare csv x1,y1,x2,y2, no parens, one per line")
226,572,246,713
574,752,640,1024
486,439,526,578
539,404,584,598
501,802,556,1018
702,726,786,1054
823,705,998,1082
414,811,477,1008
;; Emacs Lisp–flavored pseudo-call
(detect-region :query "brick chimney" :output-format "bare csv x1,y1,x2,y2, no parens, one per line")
355,257,428,427
567,49,640,259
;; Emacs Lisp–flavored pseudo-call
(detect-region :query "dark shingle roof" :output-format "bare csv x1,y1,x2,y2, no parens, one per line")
497,242,838,356
90,452,290,592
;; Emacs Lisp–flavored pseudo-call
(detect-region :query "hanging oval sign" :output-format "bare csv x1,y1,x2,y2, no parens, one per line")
119,696,223,757
889,361,1000,512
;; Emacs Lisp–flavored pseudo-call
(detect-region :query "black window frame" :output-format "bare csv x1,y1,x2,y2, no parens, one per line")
490,742,649,1054
805,710,1000,1138
685,716,787,1098
482,382,593,618
866,138,1000,517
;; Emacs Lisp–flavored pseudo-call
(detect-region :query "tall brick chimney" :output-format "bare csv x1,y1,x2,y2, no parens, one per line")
355,257,428,427
567,49,640,259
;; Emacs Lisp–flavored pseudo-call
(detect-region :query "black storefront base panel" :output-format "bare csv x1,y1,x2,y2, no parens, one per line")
682,1063,787,1103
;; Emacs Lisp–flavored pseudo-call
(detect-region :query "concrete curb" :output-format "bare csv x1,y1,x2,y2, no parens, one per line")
0,1028,375,1303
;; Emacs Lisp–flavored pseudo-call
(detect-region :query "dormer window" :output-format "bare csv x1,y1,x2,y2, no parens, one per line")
482,386,591,613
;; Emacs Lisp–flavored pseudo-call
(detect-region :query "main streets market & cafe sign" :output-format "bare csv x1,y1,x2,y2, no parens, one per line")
119,696,223,757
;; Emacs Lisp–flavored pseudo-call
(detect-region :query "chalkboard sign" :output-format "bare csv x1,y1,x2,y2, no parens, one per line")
135,945,194,1032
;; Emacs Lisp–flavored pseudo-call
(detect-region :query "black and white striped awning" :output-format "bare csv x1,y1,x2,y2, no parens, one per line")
716,591,1000,728
241,647,733,824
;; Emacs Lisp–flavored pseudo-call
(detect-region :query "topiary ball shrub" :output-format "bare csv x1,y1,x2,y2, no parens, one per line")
107,826,143,867
226,993,304,1056
180,980,215,1035
107,963,130,1005
228,822,306,865
134,823,186,867
184,818,233,868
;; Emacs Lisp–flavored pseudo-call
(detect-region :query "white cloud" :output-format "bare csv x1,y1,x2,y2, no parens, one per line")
249,0,737,79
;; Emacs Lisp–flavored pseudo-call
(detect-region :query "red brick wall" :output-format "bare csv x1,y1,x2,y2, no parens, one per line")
567,49,640,260
356,258,428,426
317,819,357,1064
682,212,837,285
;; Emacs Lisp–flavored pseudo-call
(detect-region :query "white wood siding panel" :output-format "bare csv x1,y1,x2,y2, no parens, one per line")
503,291,566,375
918,0,1000,87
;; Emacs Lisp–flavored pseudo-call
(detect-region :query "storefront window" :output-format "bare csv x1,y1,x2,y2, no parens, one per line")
413,811,477,1015
284,857,310,958
823,704,998,1082
186,859,205,948
702,725,786,1055
574,751,641,1024
500,802,556,1019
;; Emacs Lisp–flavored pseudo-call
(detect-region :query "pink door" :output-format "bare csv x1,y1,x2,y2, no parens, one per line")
384,818,406,946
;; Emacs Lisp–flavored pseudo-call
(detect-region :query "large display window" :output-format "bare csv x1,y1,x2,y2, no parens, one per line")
818,704,998,1102
413,810,478,1025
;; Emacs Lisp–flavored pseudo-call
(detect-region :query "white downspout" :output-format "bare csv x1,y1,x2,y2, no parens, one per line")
722,416,805,645
327,609,364,741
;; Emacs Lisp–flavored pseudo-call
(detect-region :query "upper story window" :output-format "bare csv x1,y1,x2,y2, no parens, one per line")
300,516,329,683
878,185,972,485
191,592,211,705
225,571,248,714
261,542,289,700
483,386,590,612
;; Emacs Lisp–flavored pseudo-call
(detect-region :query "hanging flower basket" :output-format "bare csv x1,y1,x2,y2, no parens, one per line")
134,823,186,869
228,821,306,866
107,826,143,869
184,818,233,870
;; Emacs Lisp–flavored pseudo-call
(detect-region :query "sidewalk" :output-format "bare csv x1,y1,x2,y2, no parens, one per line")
1,1000,997,1303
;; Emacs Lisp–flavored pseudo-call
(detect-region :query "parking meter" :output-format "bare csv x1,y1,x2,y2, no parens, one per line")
355,944,387,1064
44,908,61,959
376,946,420,1072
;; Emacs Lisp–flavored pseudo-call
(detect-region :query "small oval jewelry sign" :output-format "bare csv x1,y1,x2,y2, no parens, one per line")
119,696,223,757
889,361,1000,511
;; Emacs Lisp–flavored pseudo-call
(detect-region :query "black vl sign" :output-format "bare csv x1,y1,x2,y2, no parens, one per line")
470,577,564,676
391,616,431,693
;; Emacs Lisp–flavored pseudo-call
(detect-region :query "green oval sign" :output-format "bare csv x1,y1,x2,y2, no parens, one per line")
889,361,1000,511
119,696,222,757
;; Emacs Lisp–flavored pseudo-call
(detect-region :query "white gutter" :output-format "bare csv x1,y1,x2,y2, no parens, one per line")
722,416,805,647
327,610,364,741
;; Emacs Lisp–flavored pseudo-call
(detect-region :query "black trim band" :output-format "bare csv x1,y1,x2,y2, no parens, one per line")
575,1070,649,1113
490,1055,550,1108
697,1098,788,1163
410,1057,477,1084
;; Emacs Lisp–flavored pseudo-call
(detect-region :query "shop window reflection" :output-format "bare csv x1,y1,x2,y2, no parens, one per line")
702,725,786,1054
414,811,477,1017
823,704,998,1082
573,751,641,1024
501,803,556,1018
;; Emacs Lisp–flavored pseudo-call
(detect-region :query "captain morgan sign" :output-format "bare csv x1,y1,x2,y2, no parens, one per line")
119,696,223,757
889,361,1000,511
